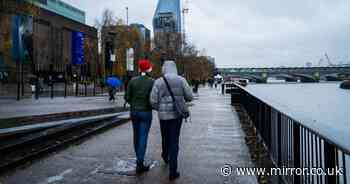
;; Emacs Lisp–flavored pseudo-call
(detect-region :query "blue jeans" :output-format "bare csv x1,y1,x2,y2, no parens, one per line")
160,118,183,174
131,111,152,163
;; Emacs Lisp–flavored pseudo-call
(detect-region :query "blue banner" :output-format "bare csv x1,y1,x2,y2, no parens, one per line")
72,31,84,65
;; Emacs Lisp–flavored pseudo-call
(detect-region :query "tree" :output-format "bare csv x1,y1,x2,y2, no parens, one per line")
96,9,142,78
94,9,121,78
150,41,216,83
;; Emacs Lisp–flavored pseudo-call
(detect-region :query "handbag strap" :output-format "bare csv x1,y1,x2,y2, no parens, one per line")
163,76,176,102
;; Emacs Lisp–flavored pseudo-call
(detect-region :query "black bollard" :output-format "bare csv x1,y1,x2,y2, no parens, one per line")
64,78,67,98
49,76,54,99
16,60,20,101
35,77,39,100
75,81,78,96
93,79,96,96
222,83,225,95
84,81,87,96
21,63,24,96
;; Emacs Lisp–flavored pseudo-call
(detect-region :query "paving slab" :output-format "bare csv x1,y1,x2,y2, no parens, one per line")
0,88,258,184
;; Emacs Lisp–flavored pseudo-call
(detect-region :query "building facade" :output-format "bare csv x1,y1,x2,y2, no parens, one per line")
0,0,97,83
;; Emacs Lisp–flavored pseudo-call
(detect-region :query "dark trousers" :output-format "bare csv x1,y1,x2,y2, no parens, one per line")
160,118,183,174
109,88,116,101
131,111,152,163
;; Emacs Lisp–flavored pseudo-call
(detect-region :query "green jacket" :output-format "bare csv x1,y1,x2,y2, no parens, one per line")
125,75,154,112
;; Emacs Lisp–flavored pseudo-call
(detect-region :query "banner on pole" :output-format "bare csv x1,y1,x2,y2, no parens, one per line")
72,31,84,65
126,48,134,71
110,54,116,63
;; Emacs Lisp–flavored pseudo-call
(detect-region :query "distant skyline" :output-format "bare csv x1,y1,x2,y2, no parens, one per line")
64,0,350,68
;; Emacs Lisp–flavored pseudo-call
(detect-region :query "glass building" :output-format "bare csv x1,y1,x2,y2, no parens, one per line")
153,0,181,33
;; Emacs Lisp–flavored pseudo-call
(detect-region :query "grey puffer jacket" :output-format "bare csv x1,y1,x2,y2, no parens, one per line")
150,61,193,120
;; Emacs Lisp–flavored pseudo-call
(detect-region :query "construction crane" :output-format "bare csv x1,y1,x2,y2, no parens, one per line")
318,53,334,67
325,53,334,66
182,0,189,50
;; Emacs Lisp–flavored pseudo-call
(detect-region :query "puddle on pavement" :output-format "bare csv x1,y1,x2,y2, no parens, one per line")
97,157,159,176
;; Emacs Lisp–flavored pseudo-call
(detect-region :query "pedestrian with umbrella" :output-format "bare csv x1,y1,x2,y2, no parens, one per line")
107,76,122,102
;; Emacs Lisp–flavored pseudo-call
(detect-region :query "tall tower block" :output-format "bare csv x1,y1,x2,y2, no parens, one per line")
153,0,182,33
153,0,182,59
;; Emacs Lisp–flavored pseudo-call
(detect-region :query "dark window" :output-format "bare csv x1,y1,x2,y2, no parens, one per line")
155,14,176,32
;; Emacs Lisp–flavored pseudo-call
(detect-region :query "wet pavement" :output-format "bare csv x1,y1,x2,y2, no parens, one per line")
0,94,125,120
0,88,258,184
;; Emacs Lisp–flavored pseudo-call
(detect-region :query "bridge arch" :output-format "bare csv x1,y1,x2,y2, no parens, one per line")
291,74,319,83
267,74,297,82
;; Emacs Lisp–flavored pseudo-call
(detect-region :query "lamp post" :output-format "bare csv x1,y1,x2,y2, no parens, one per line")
126,7,129,26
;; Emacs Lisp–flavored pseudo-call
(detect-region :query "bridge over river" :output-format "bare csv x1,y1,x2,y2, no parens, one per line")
219,67,350,83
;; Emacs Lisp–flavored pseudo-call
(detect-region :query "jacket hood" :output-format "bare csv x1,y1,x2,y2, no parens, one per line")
162,60,178,75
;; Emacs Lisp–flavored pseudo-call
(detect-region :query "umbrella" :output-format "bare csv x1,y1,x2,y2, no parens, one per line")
107,77,122,88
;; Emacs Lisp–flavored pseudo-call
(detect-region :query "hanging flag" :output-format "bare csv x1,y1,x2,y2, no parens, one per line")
72,31,84,65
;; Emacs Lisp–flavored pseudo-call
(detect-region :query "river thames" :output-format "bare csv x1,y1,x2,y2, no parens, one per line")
244,82,350,179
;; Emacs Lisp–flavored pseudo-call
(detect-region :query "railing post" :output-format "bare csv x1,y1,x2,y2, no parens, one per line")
254,98,259,127
324,142,337,184
260,102,265,139
277,113,282,167
293,123,301,183
266,106,272,149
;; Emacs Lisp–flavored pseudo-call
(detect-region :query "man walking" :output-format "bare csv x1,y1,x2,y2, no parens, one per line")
150,60,193,180
125,58,154,174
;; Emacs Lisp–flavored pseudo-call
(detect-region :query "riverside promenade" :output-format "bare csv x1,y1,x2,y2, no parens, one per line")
0,88,258,184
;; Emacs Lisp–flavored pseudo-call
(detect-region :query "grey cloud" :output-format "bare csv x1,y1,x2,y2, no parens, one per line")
64,0,350,67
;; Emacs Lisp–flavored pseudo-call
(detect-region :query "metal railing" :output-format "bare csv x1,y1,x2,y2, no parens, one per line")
231,83,349,184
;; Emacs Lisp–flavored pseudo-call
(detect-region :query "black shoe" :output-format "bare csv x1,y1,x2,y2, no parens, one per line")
169,172,180,181
136,162,150,174
161,154,169,164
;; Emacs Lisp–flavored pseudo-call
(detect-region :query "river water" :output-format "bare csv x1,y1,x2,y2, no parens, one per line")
244,82,350,180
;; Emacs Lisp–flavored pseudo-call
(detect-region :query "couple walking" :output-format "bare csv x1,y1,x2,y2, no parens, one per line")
125,59,193,181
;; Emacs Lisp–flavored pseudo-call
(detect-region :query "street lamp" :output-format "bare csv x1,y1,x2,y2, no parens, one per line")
126,7,129,26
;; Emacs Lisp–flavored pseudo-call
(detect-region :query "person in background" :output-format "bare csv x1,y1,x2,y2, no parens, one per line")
150,60,193,181
108,86,116,102
125,58,154,174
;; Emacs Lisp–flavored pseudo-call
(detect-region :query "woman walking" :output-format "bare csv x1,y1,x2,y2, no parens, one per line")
125,58,154,174
150,60,193,180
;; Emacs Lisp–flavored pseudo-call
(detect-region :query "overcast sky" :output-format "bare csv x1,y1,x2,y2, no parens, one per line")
64,0,350,68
